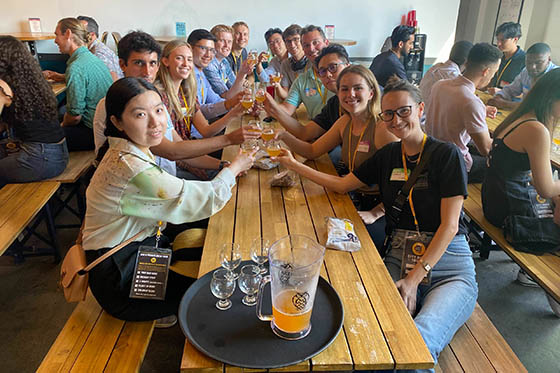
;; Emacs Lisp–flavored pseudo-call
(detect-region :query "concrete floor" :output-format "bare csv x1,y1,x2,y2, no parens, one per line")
0,198,559,372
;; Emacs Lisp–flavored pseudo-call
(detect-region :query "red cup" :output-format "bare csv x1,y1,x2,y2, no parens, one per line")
266,85,275,99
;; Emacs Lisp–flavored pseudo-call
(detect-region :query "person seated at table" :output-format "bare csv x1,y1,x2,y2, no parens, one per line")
93,32,257,177
188,29,242,129
53,17,113,151
275,65,398,249
82,77,255,325
488,43,558,110
0,36,68,187
482,69,560,307
204,25,253,101
227,21,249,74
487,22,525,93
156,40,252,180
279,25,332,119
275,77,477,369
77,15,123,81
419,40,473,105
426,43,502,184
369,25,415,87
275,24,307,100
255,28,288,84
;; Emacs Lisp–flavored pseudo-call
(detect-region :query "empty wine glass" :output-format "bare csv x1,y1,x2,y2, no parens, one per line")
238,264,262,306
220,243,241,280
250,237,270,274
210,269,236,310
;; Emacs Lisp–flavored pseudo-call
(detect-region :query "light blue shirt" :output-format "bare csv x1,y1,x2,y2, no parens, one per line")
496,62,558,101
285,67,334,118
194,68,227,136
204,58,236,96
258,56,283,83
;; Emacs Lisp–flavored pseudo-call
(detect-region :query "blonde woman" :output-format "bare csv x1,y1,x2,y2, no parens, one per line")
47,18,113,150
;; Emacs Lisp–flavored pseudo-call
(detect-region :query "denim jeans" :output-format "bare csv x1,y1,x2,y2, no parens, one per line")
0,140,69,187
384,234,478,373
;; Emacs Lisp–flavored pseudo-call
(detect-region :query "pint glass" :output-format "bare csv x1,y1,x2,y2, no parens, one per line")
256,235,325,340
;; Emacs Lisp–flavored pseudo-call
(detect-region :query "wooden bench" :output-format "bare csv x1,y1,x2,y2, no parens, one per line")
437,303,526,372
37,291,155,373
464,184,560,305
0,181,61,261
48,150,96,228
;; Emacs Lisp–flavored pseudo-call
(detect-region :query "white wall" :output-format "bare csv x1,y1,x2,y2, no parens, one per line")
2,0,460,60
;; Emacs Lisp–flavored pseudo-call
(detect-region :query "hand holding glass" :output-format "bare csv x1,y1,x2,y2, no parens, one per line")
210,269,236,310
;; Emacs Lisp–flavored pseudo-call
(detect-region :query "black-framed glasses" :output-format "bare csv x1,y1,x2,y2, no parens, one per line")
379,105,413,122
317,62,343,77
195,44,216,55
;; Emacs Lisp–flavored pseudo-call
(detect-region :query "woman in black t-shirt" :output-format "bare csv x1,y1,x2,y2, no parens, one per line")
275,77,477,370
0,36,68,187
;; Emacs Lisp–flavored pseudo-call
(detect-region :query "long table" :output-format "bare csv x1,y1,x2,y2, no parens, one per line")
180,113,433,372
476,90,560,168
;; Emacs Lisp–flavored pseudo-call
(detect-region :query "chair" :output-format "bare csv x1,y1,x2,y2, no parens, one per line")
111,32,122,46
100,31,108,44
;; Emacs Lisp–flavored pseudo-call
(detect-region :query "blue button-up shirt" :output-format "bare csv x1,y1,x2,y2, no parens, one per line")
204,58,236,96
193,67,227,138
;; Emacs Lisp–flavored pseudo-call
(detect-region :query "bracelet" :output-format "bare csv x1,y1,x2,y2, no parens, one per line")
218,160,231,170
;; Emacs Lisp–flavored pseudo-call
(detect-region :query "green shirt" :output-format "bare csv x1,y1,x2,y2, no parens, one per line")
65,46,113,128
285,67,334,118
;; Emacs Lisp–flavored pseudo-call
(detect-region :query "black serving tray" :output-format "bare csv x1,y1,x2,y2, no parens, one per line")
178,262,344,369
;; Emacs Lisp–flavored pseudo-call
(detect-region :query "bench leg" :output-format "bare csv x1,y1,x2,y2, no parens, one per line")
44,202,61,263
480,233,492,260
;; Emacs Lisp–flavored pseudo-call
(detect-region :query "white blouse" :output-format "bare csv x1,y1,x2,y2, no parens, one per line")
82,137,235,250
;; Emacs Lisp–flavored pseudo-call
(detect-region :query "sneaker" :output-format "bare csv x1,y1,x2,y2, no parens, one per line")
155,315,177,328
516,269,539,287
546,294,560,318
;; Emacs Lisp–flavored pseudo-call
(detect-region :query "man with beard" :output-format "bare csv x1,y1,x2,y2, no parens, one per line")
488,43,557,110
369,25,415,87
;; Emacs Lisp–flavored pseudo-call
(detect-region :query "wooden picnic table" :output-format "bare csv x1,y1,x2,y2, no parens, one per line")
0,32,55,55
50,82,66,96
180,109,433,372
476,90,560,168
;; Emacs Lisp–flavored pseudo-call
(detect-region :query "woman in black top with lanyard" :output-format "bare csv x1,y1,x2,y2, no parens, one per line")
0,36,68,187
275,77,477,371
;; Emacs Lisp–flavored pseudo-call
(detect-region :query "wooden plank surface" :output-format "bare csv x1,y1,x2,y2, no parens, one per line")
0,32,55,41
48,151,95,184
0,181,60,255
51,82,67,96
104,320,155,373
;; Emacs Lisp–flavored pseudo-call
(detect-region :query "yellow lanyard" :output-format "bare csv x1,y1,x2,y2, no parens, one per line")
348,119,369,172
232,52,243,71
179,86,191,132
401,134,428,234
197,74,205,103
155,220,163,248
495,58,513,86
312,68,326,105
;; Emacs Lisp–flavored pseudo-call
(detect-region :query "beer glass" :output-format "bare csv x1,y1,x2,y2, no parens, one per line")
265,140,281,157
238,264,262,306
256,235,325,340
211,268,236,310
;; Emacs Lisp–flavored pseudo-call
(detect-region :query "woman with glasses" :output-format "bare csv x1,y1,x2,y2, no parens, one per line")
155,40,243,179
275,77,477,371
0,36,68,187
275,64,397,249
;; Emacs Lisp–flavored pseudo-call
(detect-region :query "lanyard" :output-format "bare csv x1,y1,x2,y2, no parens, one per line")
179,86,191,133
495,58,513,85
348,119,369,172
312,68,326,105
401,134,428,234
232,52,243,71
197,74,205,103
155,220,163,248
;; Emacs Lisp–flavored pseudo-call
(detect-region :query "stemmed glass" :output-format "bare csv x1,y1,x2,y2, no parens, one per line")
261,122,275,143
238,264,262,306
248,119,262,136
241,94,254,114
250,237,270,274
255,83,266,106
220,243,241,280
210,269,236,310
265,140,282,157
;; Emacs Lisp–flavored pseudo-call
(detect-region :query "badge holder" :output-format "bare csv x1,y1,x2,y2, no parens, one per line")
400,231,433,286
129,221,172,300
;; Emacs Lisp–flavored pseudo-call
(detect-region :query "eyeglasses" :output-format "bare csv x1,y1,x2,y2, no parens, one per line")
195,44,216,55
379,105,413,122
317,62,343,77
284,37,301,46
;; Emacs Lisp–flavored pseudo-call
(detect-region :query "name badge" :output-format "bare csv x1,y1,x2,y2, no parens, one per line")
401,232,433,286
304,87,317,97
129,246,172,300
357,141,370,153
390,168,410,181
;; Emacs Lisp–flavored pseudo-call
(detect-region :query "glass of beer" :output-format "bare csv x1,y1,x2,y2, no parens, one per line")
256,235,325,340
241,94,253,113
247,120,262,136
248,50,258,65
261,125,275,142
265,140,281,157
255,87,266,105
270,72,282,84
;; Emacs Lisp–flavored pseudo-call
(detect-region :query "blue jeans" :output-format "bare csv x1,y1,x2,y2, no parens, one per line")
384,234,478,373
0,140,69,187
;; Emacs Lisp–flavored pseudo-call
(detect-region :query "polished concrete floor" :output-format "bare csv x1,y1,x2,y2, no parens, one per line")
0,199,559,372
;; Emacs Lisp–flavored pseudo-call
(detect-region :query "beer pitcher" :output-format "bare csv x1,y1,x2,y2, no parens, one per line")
256,235,325,340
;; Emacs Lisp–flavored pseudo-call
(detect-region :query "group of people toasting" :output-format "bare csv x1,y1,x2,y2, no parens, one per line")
1,15,559,372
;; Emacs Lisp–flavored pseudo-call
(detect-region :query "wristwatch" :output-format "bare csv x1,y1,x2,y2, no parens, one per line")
419,258,431,273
